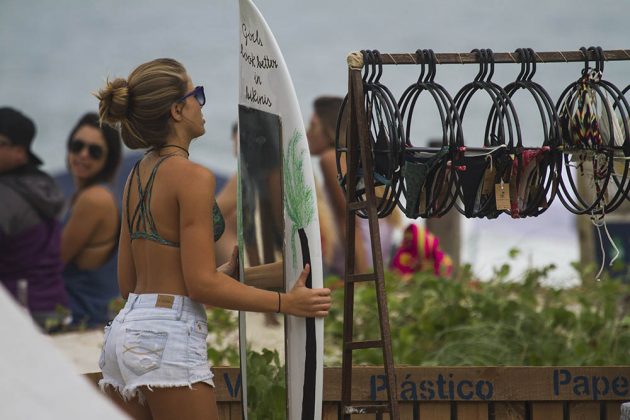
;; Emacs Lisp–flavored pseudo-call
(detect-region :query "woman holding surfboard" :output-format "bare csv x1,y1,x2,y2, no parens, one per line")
95,58,331,420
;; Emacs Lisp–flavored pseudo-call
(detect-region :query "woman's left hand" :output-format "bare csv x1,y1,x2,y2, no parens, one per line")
218,246,239,279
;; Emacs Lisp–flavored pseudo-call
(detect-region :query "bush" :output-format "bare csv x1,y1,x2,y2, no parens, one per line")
206,306,240,366
324,256,630,366
205,254,630,370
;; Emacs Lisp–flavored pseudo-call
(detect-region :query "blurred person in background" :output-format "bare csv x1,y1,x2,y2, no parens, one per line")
307,96,362,275
306,96,402,277
0,107,69,331
61,112,122,328
390,224,453,279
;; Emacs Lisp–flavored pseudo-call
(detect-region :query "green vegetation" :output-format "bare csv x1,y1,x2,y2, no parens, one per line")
324,252,630,366
206,250,629,389
204,251,629,413
245,349,286,420
206,251,630,367
206,306,240,366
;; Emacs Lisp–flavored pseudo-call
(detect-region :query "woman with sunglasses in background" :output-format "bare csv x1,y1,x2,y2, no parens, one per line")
61,112,122,328
95,58,331,419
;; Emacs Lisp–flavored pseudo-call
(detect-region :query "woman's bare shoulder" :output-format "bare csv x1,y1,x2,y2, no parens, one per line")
75,184,116,208
166,158,216,190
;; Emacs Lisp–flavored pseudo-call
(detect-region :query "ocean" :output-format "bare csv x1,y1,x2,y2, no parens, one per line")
2,0,629,285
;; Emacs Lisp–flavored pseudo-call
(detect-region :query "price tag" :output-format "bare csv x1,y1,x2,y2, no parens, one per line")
481,167,496,195
495,182,511,210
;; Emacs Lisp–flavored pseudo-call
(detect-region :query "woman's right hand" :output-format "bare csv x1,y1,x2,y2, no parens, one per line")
283,265,332,318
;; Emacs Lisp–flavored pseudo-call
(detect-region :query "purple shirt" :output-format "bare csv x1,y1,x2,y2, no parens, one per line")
0,167,68,313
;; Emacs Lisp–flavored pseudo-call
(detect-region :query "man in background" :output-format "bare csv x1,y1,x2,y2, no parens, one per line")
0,107,69,331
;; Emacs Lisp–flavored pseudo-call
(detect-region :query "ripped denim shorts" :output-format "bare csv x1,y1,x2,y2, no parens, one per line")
98,293,214,403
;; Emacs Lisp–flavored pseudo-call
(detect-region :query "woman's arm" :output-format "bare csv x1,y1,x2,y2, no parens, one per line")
217,248,283,289
217,244,285,289
178,164,331,317
117,223,137,299
244,261,283,289
117,219,136,298
60,187,113,264
117,182,136,298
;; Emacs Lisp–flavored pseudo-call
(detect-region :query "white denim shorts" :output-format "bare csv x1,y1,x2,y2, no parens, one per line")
99,293,214,403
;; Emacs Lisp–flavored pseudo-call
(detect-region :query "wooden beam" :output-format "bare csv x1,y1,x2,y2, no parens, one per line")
348,49,630,68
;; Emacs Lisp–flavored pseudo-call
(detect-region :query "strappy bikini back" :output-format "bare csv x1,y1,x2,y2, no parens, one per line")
126,154,225,247
127,155,179,247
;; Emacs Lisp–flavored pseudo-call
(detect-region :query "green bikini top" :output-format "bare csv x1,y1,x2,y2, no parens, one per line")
127,154,225,247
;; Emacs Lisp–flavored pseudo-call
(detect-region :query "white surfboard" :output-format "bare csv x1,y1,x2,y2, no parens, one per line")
237,1,324,419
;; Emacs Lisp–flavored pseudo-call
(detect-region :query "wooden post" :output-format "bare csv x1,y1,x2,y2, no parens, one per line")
576,161,596,268
340,54,400,419
341,64,360,420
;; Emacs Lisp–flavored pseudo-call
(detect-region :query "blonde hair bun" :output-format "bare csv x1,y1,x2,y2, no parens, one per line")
96,78,130,124
94,58,188,149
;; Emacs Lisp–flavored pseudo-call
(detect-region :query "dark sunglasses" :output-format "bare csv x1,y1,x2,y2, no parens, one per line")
177,85,205,107
69,139,104,160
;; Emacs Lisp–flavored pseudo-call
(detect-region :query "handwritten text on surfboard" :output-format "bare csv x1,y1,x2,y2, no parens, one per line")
241,23,278,108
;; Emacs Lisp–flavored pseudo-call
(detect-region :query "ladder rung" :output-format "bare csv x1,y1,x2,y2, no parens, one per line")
347,273,377,283
348,201,368,211
344,404,390,414
345,340,383,350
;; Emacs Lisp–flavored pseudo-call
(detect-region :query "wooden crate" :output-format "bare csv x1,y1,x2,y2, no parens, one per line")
86,366,629,419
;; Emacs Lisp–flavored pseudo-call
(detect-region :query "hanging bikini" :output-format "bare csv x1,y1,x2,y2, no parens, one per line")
556,47,630,216
556,46,630,279
398,49,462,219
496,48,561,218
451,49,518,219
335,49,404,219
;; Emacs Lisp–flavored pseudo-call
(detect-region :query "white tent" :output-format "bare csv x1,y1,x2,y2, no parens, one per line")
0,285,127,419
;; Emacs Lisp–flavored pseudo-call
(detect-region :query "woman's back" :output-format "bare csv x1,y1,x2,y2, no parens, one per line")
124,151,196,296
66,185,118,269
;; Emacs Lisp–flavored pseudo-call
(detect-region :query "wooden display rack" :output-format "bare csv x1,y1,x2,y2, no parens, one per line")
338,48,630,420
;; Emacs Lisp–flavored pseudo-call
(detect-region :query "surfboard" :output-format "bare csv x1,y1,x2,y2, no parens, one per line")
237,0,324,419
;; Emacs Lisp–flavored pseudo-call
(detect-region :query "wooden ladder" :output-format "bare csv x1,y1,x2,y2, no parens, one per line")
340,64,399,420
